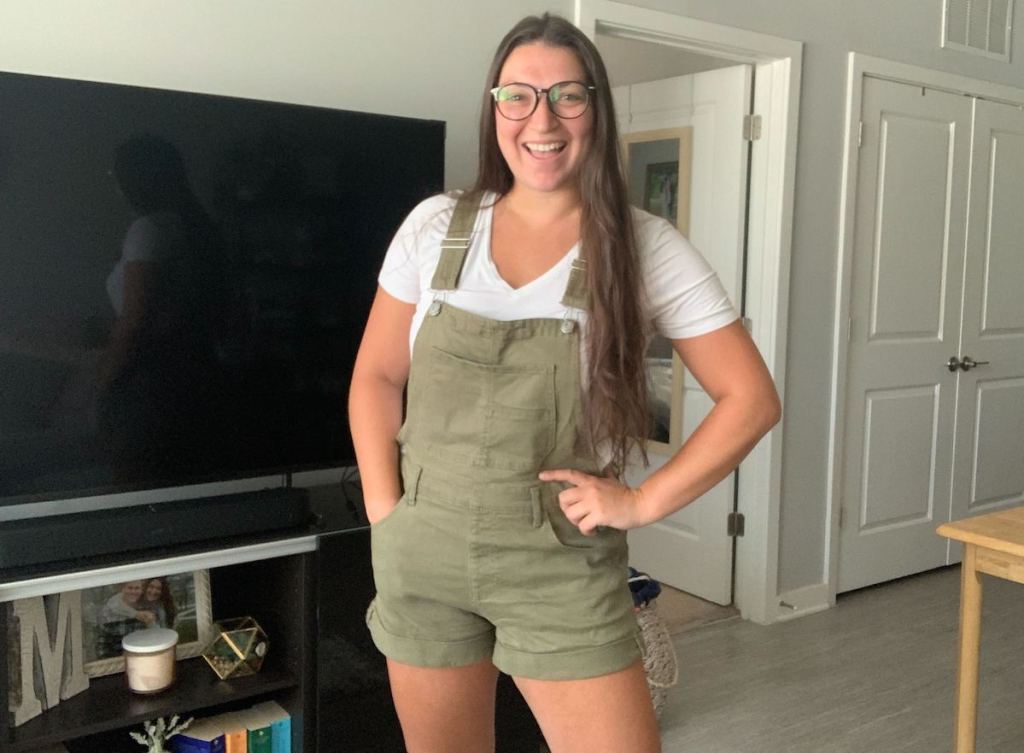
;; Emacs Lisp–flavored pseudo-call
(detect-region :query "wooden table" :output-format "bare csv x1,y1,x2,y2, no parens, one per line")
937,506,1024,753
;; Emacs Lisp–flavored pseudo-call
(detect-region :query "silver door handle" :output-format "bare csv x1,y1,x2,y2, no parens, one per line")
960,356,990,371
947,356,962,372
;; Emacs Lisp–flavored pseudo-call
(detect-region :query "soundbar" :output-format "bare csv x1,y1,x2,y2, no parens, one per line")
0,487,312,570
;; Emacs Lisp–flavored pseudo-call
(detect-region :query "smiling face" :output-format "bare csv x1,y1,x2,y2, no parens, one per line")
121,581,144,605
494,42,593,198
144,579,163,602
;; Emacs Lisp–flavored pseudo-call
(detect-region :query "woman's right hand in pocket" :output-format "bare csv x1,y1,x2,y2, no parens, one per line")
366,499,401,526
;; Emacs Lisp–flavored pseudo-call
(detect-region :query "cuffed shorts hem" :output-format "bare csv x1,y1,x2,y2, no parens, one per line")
492,632,644,681
366,600,494,669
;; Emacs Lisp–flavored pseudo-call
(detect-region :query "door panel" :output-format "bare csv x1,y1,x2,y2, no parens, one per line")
869,114,960,340
860,386,941,529
968,379,1024,504
838,78,972,592
950,98,1024,524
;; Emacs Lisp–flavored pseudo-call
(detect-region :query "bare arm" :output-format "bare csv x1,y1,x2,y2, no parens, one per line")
633,319,781,524
348,286,415,524
541,319,781,532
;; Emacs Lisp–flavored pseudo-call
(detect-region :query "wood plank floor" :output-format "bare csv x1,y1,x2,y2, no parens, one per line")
658,566,1024,752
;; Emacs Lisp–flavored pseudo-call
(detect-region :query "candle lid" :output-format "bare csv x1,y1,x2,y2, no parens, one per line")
122,628,178,654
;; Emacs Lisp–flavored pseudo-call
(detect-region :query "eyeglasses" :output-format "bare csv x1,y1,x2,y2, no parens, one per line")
490,81,596,121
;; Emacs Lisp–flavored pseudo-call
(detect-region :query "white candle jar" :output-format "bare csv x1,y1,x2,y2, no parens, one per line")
122,628,178,694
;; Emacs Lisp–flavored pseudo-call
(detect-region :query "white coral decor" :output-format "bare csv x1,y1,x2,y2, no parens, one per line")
129,715,194,753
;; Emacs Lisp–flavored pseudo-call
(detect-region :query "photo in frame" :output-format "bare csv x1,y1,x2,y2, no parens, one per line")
79,570,212,677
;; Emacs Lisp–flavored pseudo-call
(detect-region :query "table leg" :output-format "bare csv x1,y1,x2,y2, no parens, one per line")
953,544,983,753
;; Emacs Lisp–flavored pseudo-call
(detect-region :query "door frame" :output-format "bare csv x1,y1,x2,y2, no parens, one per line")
827,52,1024,603
576,0,802,624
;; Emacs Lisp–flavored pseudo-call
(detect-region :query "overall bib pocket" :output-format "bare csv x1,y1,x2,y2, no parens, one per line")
408,345,557,470
483,362,556,470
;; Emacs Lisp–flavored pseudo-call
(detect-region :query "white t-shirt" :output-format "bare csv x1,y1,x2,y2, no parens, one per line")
378,192,738,355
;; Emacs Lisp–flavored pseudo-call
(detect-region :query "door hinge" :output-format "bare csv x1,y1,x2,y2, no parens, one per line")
743,114,762,141
727,512,745,537
857,121,864,148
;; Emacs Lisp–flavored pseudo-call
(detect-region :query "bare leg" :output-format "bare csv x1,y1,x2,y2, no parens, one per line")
514,659,660,753
387,656,500,753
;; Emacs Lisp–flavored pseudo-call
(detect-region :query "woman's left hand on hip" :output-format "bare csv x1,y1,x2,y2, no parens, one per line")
538,468,648,535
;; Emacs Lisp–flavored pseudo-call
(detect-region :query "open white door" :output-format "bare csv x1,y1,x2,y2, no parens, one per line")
620,64,752,604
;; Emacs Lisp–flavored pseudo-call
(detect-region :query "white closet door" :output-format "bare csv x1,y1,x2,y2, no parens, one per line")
949,98,1024,529
838,78,973,593
617,64,751,605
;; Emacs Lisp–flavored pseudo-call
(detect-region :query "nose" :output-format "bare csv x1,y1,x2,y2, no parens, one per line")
525,91,559,130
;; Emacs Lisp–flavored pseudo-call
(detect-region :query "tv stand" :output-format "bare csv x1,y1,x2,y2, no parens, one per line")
1,482,542,752
0,487,312,569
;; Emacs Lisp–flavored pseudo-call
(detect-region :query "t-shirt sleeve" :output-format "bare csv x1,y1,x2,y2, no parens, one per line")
639,212,740,339
377,194,454,305
122,214,178,265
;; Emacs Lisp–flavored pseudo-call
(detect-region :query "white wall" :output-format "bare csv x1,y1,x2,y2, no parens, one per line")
4,0,1024,598
0,0,569,190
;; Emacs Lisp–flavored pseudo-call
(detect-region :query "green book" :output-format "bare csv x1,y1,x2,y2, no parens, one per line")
236,709,272,753
249,701,292,753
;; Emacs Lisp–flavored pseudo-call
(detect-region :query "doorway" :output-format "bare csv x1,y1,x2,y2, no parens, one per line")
577,0,802,624
601,35,753,607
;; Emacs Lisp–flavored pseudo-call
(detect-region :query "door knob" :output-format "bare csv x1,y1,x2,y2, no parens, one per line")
960,356,990,371
947,356,962,372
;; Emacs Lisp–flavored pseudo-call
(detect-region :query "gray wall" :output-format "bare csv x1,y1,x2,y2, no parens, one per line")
625,0,1024,593
2,0,1023,597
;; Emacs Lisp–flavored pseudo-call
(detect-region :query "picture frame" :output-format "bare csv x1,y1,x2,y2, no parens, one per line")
79,570,213,678
622,127,694,453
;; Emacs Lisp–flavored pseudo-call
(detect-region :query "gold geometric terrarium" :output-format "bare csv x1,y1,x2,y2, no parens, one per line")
201,616,269,680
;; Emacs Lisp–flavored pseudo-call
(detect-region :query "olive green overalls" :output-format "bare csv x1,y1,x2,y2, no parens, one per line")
365,193,643,680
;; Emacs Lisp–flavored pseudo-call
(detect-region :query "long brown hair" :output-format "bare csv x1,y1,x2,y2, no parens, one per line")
472,13,649,476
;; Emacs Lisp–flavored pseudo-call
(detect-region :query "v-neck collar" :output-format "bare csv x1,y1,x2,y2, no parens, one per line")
478,197,580,294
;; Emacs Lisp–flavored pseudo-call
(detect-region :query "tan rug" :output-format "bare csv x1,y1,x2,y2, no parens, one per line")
654,583,739,635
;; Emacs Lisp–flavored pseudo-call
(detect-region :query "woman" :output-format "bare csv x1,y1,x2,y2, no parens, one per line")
140,577,178,629
349,13,780,753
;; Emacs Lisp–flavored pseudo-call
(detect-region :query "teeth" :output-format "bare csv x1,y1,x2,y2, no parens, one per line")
526,142,565,153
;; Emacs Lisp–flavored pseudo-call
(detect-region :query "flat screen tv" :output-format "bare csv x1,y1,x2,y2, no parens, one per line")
0,71,444,512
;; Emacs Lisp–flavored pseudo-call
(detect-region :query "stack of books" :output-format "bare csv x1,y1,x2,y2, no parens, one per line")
170,701,291,753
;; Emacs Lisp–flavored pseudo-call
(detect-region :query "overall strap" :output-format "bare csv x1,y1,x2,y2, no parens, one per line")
430,192,481,291
560,257,590,310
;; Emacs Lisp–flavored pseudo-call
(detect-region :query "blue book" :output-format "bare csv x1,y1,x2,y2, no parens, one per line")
170,718,227,753
249,701,292,753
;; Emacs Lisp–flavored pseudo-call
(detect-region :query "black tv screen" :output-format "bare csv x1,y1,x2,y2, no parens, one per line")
0,72,444,506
